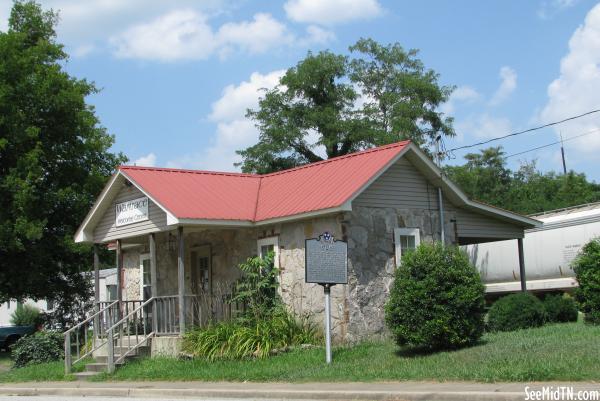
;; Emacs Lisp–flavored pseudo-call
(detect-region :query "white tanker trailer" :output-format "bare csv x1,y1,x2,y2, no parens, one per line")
465,202,600,294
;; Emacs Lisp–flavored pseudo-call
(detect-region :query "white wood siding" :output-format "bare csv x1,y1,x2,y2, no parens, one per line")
93,185,167,243
353,157,523,240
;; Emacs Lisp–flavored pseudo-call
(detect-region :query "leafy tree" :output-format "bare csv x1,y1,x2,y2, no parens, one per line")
445,147,600,214
238,38,454,173
0,2,125,304
444,147,511,207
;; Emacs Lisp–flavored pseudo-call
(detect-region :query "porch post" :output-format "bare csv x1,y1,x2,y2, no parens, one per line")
149,233,158,334
93,244,100,338
177,227,185,335
518,237,527,292
116,239,123,318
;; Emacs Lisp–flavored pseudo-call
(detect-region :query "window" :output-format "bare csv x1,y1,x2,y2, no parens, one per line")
191,245,211,294
107,285,117,301
394,228,421,265
139,254,151,301
257,236,279,268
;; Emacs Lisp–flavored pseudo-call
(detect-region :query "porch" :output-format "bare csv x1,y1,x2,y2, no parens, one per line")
64,226,265,374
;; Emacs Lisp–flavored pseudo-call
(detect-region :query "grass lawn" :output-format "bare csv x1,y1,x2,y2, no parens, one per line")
0,352,11,373
1,322,598,383
97,322,600,383
0,353,87,383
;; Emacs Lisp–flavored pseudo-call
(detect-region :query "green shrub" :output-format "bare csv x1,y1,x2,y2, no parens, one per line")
183,308,319,360
572,238,600,324
230,252,280,321
543,294,578,323
184,253,319,360
10,304,41,327
487,293,546,331
385,242,486,350
11,331,64,368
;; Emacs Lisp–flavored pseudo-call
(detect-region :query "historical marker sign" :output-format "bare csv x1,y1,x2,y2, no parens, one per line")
305,232,348,284
305,232,348,364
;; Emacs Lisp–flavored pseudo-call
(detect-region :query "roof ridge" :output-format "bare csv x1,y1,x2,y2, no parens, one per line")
259,140,411,178
119,165,258,178
120,141,410,179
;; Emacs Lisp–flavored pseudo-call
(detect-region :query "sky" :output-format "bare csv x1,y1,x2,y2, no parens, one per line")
1,0,600,181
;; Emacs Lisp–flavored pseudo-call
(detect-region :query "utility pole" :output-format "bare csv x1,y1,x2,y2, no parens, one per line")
435,136,445,245
560,132,567,175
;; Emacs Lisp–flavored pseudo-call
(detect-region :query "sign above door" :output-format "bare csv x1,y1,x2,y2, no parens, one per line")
115,197,149,227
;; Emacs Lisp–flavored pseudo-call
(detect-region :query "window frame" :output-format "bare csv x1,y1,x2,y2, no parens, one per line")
394,228,421,266
190,244,212,294
139,253,151,300
257,236,279,268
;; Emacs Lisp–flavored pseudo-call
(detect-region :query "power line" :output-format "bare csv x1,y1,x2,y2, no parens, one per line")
505,128,600,159
446,108,600,155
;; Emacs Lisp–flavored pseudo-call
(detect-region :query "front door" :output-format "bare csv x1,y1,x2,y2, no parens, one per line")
191,245,211,295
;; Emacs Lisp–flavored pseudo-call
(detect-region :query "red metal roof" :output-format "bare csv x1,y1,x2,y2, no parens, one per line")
120,140,410,223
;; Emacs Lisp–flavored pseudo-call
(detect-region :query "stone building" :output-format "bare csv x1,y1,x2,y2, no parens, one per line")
74,140,539,355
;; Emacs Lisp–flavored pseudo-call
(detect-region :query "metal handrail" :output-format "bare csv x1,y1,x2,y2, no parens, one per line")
63,300,118,335
64,300,119,374
105,297,156,373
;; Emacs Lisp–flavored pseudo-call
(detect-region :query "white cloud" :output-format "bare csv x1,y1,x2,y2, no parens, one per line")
489,66,517,106
217,13,293,55
111,10,216,61
302,25,336,45
440,85,480,115
539,3,600,157
538,0,580,19
209,71,284,122
169,70,285,171
134,153,157,167
284,0,382,25
456,114,512,140
2,1,333,60
110,10,324,61
3,0,227,56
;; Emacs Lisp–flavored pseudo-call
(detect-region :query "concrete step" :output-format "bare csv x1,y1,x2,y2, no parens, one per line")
73,371,101,381
85,363,108,373
94,348,149,363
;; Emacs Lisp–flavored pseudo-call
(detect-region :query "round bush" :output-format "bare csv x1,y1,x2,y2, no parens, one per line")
385,242,485,350
11,331,63,368
543,294,578,323
572,238,600,324
487,293,546,332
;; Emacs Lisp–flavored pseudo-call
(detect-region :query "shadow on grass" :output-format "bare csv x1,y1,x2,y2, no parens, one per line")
394,339,489,358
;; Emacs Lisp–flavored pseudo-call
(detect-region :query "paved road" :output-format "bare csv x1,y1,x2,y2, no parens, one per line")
0,396,302,401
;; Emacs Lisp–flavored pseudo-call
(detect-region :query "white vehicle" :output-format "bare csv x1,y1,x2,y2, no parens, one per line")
466,202,600,294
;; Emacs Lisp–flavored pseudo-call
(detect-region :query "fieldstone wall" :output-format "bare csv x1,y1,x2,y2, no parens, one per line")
154,229,257,297
275,215,347,342
123,248,142,301
341,206,456,342
117,205,456,344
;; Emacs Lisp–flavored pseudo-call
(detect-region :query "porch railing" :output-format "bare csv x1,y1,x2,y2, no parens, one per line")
64,295,244,374
154,293,245,335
